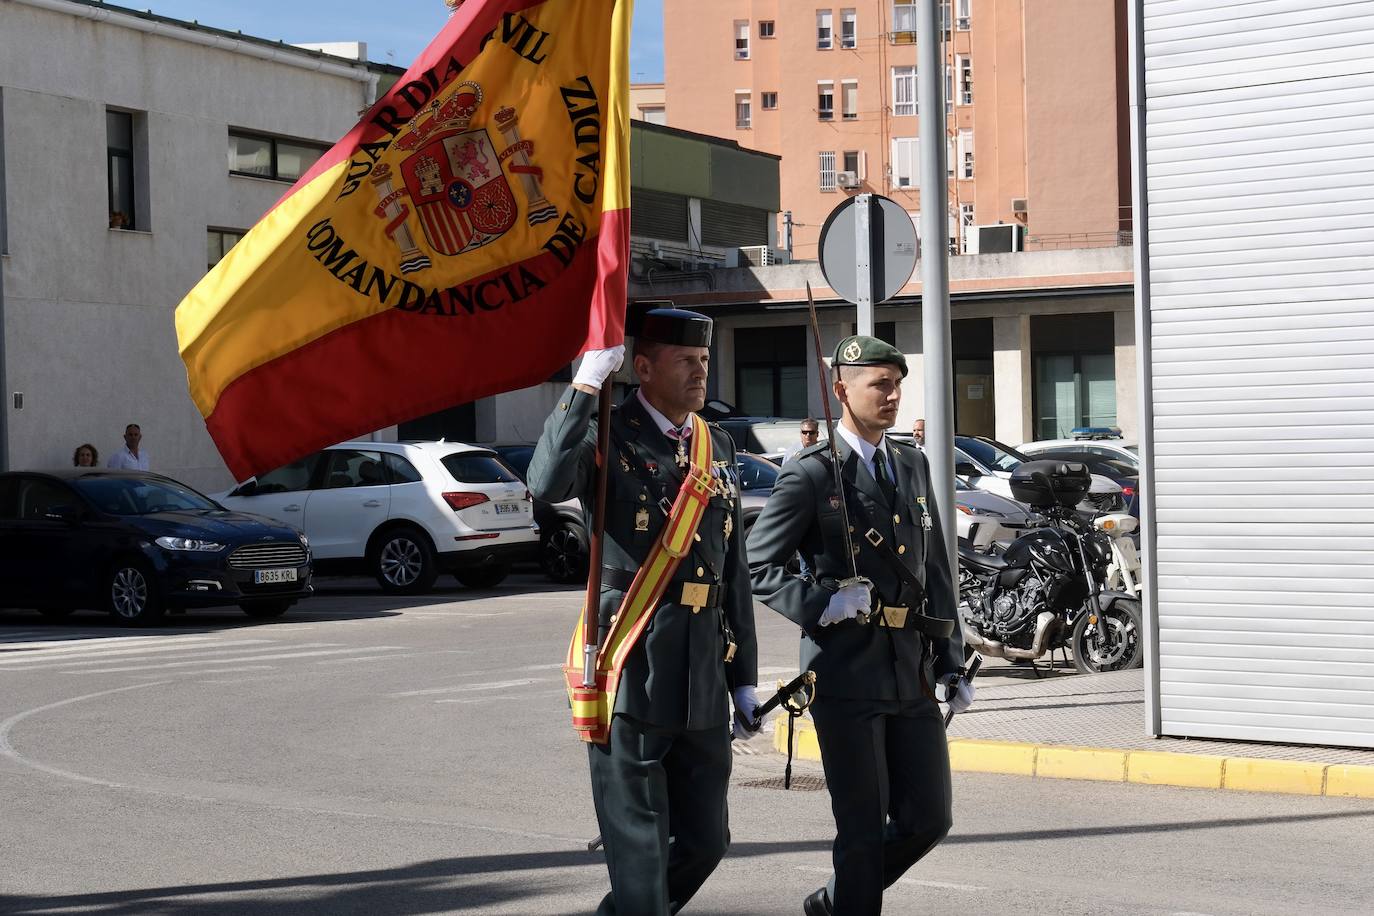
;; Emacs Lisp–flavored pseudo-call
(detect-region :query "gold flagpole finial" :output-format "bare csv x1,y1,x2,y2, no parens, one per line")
445,0,463,13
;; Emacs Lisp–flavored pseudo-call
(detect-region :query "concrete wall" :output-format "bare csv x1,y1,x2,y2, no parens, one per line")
0,1,375,491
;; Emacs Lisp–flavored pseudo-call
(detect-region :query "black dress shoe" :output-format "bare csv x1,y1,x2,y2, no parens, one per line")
803,887,834,916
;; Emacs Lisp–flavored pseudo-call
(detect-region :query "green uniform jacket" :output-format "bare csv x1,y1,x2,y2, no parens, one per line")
746,436,962,702
528,386,758,731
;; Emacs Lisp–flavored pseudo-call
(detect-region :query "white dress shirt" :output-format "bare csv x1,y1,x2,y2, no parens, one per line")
636,389,692,440
107,447,150,471
836,421,890,481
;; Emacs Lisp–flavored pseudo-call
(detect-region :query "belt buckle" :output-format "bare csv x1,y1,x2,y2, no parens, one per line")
879,605,908,628
681,582,711,612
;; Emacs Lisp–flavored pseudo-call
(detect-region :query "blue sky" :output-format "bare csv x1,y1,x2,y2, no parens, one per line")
138,0,666,81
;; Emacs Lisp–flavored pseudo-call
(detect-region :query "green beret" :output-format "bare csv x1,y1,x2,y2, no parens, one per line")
833,335,908,377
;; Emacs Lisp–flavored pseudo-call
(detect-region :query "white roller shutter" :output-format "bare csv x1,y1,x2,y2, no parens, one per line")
1138,0,1374,748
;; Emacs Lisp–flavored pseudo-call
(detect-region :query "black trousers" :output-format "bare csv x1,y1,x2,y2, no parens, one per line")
808,695,953,916
588,714,732,915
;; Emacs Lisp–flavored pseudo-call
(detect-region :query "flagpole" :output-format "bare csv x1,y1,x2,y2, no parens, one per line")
582,379,614,687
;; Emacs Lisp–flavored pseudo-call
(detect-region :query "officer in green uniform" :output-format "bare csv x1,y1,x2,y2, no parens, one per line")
528,308,760,915
746,335,975,916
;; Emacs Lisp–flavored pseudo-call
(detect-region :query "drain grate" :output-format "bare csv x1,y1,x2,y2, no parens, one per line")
738,774,828,791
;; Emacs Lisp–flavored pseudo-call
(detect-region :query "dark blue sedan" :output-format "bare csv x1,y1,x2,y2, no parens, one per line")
0,470,312,625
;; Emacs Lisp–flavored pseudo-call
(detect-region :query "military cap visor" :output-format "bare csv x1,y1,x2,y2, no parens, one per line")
833,335,908,377
637,308,713,348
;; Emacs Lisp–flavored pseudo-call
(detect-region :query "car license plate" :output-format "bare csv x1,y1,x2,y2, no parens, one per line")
255,568,298,584
494,501,521,515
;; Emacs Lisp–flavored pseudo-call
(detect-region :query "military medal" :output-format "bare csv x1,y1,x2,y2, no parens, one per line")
918,496,932,531
635,507,650,531
676,439,689,469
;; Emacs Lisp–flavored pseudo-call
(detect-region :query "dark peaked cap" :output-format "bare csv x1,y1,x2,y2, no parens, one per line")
637,308,713,348
832,334,909,377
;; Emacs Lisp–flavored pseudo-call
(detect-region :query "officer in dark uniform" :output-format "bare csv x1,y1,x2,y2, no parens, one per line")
527,308,760,915
746,335,974,916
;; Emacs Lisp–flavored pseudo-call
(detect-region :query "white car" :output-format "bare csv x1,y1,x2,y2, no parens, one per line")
1018,436,1139,469
215,441,538,594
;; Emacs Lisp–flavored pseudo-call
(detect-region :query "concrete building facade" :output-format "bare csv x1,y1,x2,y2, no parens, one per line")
663,0,1132,261
0,0,394,490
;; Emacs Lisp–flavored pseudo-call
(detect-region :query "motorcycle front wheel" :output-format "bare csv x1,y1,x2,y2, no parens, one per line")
1070,599,1143,674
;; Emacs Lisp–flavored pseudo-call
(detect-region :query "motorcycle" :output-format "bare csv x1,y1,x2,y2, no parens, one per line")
957,461,1143,675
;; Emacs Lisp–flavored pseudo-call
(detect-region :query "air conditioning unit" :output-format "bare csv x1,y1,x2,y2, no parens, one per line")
965,223,1025,255
1012,197,1029,215
837,171,861,189
738,245,794,268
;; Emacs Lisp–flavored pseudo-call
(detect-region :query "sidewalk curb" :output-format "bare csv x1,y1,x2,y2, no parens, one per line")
770,716,1374,799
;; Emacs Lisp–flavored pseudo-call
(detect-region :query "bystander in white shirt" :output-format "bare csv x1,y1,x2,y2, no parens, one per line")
107,447,150,471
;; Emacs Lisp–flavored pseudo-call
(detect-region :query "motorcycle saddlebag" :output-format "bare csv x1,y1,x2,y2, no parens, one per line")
1010,459,1092,509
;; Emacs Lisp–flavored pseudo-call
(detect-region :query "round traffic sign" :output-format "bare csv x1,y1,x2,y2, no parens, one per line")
818,194,919,305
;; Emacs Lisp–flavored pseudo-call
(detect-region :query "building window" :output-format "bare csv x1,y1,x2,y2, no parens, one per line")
759,20,775,39
841,80,858,120
735,92,752,129
958,55,973,105
106,109,137,230
892,2,916,35
957,0,973,30
840,9,857,48
841,150,865,187
960,203,975,253
817,81,835,120
639,105,667,125
735,326,809,418
817,10,833,50
228,130,328,182
958,128,974,178
207,228,246,271
940,0,951,32
892,66,916,116
891,137,918,188
734,20,750,59
761,91,779,110
819,150,837,192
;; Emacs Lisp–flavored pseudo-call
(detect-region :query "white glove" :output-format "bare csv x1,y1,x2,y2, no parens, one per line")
938,673,976,715
732,685,761,740
818,581,872,626
572,345,625,389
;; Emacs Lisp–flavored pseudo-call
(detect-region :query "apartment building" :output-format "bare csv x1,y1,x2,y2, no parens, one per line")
664,0,1131,260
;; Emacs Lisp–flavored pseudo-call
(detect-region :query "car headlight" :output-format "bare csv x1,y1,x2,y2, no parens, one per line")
155,536,225,552
957,505,1006,518
297,532,309,547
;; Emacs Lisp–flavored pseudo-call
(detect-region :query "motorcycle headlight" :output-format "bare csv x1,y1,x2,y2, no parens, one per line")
155,536,225,552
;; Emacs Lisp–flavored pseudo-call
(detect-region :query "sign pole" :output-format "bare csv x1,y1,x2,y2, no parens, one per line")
854,192,874,336
918,0,956,567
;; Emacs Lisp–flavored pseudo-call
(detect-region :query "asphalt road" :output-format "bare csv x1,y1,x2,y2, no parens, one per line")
1,574,1370,915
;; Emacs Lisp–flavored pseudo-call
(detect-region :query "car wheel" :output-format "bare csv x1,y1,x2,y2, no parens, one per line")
370,526,439,595
107,562,164,626
455,563,510,590
540,522,589,584
240,600,292,619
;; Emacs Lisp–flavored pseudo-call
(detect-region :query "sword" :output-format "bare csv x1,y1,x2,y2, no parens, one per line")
738,670,817,732
943,652,983,726
805,282,873,617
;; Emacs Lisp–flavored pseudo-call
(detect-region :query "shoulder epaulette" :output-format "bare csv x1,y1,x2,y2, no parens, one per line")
794,441,832,461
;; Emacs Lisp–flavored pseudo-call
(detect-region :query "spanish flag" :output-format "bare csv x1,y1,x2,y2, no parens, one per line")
176,0,632,480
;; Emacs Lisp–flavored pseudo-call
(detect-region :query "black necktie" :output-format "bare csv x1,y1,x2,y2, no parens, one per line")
873,449,896,507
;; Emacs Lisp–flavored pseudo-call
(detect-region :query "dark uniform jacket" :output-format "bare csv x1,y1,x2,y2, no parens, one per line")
527,386,758,731
747,435,962,702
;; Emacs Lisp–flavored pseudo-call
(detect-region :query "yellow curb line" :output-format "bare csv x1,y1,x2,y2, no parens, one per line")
770,716,1374,799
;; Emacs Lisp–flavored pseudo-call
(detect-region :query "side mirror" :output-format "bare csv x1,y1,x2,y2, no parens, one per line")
231,480,258,497
955,461,979,477
45,504,82,523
